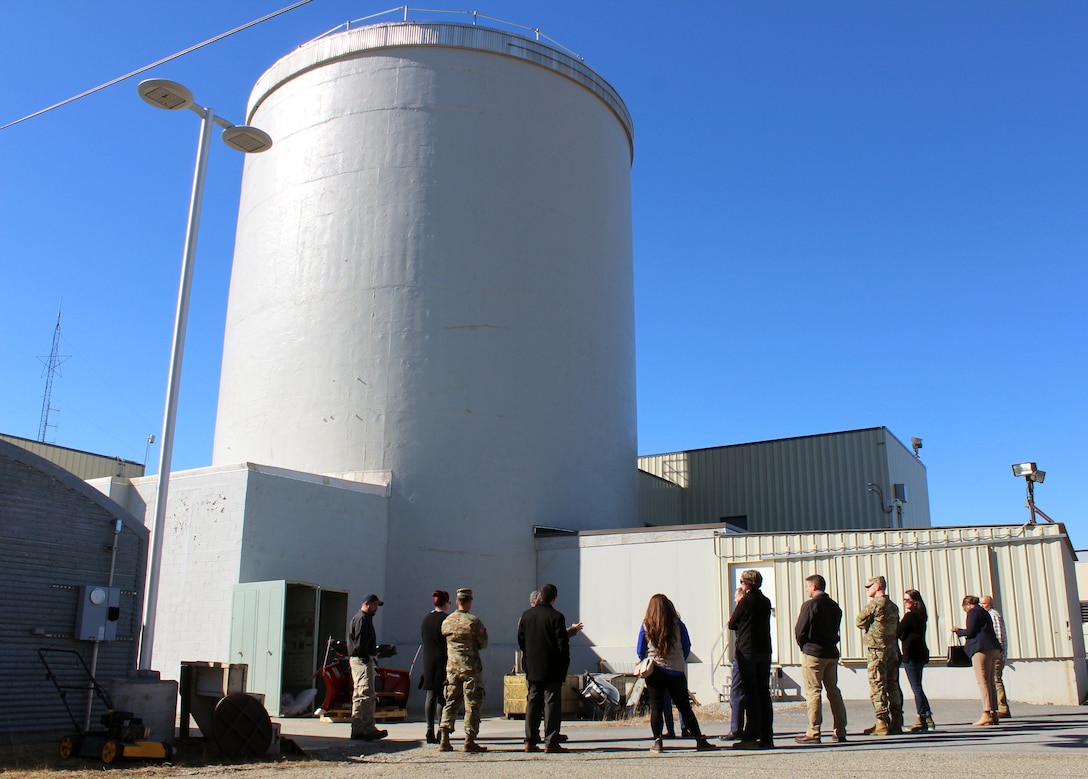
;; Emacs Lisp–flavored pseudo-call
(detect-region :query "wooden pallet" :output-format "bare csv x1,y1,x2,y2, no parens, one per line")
375,706,407,722
319,706,407,723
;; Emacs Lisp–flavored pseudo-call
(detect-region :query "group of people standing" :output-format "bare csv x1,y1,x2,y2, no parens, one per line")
791,573,1011,744
347,574,1011,753
417,584,582,753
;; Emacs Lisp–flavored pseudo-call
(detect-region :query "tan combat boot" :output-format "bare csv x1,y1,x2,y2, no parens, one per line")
463,736,488,753
908,718,928,732
863,716,891,735
438,727,452,752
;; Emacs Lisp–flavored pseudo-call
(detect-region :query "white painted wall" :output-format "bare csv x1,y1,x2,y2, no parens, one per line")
213,23,638,685
538,527,726,704
93,464,389,684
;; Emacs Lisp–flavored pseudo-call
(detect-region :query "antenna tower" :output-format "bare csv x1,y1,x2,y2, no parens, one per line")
37,304,69,442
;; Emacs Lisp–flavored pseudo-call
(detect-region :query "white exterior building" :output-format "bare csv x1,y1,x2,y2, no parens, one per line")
537,522,1085,706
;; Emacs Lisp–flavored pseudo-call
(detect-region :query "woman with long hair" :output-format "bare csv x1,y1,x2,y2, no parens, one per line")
897,589,934,731
636,594,718,753
420,589,450,743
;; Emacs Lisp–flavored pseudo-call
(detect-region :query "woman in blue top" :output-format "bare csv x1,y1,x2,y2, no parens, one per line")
636,594,717,753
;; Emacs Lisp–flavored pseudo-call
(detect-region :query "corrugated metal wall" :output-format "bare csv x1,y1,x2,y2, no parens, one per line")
714,524,1080,665
637,470,683,526
639,427,930,532
0,442,147,737
0,434,145,480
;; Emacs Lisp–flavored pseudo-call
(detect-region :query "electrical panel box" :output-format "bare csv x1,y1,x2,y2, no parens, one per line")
894,483,909,504
75,585,121,642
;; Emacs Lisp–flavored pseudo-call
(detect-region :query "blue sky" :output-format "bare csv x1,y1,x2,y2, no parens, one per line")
1,2,1084,545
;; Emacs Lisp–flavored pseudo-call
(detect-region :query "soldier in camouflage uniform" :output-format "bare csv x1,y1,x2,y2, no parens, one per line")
855,575,904,735
439,588,489,753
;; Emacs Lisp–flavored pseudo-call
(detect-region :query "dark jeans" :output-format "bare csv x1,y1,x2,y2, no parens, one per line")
902,661,932,718
525,680,562,747
735,650,773,744
730,657,746,734
424,688,445,732
645,667,702,740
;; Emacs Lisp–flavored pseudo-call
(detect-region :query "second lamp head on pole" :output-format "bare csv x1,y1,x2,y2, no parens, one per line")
137,78,273,154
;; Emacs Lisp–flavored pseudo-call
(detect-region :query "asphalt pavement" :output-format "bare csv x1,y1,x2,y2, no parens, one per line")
268,698,1088,777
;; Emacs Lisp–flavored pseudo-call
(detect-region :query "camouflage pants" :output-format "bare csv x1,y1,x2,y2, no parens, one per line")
866,648,903,719
441,671,485,738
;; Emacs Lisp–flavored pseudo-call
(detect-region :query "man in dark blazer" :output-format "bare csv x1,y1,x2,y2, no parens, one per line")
728,569,774,749
517,583,571,753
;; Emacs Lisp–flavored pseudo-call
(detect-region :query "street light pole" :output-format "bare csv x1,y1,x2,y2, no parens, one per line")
136,79,271,671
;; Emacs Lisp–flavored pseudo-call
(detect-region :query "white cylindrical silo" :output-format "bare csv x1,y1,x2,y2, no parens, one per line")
213,21,636,664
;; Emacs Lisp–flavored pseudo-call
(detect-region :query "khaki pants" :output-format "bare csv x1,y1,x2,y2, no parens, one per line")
442,672,485,738
349,657,377,734
993,655,1009,713
801,654,848,738
972,648,1001,714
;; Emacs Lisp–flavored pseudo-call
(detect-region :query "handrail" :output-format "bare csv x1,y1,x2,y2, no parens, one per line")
305,6,586,62
708,625,732,702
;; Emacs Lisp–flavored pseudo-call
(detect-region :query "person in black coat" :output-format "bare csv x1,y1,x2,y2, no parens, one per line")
420,589,450,743
952,594,1002,726
517,583,570,752
728,569,774,749
897,589,934,731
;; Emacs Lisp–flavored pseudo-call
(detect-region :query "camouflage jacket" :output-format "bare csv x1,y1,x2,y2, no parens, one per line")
855,594,899,650
442,610,488,675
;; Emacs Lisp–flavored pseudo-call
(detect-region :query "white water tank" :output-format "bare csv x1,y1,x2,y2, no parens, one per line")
213,21,637,650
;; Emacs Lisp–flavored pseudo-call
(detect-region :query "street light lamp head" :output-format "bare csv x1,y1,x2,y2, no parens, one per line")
910,437,922,456
137,79,194,111
1011,462,1037,478
222,125,273,154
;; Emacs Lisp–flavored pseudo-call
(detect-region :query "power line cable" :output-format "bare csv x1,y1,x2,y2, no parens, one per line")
0,0,313,132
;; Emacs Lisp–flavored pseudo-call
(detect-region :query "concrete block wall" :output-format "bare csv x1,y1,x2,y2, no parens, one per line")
128,467,249,683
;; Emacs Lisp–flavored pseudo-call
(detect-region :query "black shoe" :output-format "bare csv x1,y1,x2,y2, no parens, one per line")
558,734,569,743
720,731,742,741
732,740,761,750
350,731,366,740
758,741,775,750
425,732,438,744
545,744,570,753
834,734,848,743
362,728,388,741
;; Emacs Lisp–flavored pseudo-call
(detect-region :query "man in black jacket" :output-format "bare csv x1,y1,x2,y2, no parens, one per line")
728,569,774,749
793,574,848,744
517,583,570,753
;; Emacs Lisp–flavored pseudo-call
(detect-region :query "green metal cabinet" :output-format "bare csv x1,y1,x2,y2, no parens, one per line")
230,581,349,716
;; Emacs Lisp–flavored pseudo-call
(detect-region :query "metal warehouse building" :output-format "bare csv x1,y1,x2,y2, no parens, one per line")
0,433,144,481
0,438,150,737
639,427,929,531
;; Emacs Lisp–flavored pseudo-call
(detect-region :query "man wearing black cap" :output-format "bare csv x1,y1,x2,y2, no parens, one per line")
347,594,387,741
